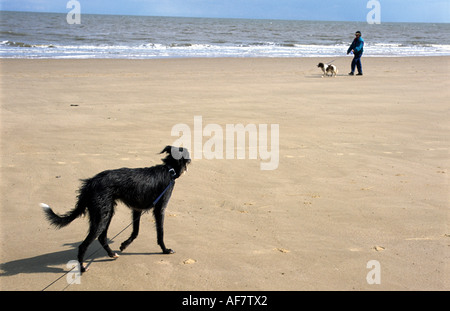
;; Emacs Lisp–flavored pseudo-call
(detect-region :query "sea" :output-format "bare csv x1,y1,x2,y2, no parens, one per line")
1,11,449,59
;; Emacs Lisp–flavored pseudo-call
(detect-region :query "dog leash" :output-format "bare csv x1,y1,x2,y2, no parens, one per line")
326,59,337,65
152,168,176,206
42,167,177,291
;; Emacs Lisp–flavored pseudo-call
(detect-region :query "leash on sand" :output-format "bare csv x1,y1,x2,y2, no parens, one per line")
41,176,176,291
326,59,337,65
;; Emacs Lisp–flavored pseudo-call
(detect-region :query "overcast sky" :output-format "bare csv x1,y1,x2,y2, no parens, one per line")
0,0,449,23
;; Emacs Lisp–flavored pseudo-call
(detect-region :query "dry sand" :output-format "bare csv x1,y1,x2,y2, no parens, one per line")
0,57,449,291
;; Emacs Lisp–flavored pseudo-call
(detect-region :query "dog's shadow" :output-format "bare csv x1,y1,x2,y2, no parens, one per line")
0,242,90,276
305,74,348,79
0,241,161,277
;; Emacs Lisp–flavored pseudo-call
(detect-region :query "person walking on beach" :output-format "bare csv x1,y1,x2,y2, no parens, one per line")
347,31,364,75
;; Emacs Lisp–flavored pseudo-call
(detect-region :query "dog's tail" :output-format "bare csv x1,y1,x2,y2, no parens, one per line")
40,201,86,229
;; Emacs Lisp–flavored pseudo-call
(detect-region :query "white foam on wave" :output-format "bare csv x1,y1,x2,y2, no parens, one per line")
2,41,450,59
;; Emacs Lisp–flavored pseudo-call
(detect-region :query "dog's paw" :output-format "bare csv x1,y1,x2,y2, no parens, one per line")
163,248,175,254
109,252,119,259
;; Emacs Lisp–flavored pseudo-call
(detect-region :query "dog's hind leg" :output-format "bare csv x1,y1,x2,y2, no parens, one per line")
98,211,119,259
78,202,115,272
120,210,141,252
78,230,98,273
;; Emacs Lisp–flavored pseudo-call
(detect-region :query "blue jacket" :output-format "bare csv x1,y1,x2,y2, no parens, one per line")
347,37,364,55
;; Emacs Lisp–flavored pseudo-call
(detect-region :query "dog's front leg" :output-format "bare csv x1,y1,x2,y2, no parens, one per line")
154,206,174,254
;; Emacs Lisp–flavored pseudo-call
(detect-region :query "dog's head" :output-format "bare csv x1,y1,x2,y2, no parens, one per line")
317,63,325,68
160,145,191,177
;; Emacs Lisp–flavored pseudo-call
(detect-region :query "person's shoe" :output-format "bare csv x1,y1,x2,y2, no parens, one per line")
348,72,354,76
356,73,363,76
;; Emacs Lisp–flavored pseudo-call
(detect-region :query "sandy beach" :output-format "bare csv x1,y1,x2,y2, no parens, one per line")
0,57,448,291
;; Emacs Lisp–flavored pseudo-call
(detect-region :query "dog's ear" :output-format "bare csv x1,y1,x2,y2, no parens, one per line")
160,145,172,155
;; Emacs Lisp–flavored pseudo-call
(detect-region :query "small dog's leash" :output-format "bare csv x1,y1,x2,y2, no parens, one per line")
326,59,337,65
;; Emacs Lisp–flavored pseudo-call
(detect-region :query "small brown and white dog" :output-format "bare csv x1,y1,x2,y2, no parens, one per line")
317,62,338,77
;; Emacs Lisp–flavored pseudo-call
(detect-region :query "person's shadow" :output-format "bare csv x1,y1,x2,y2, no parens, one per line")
0,240,162,277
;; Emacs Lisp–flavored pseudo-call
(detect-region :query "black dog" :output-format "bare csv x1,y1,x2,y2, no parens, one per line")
41,146,190,272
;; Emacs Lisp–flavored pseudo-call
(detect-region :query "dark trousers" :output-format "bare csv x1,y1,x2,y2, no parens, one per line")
351,52,363,74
